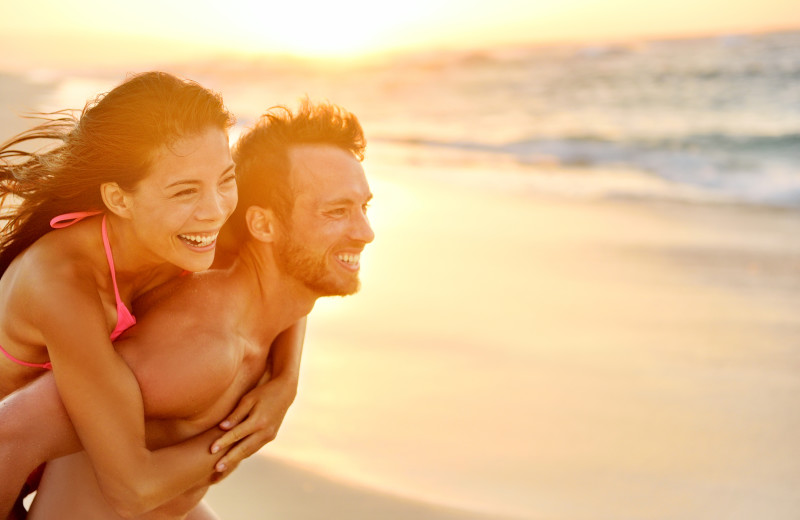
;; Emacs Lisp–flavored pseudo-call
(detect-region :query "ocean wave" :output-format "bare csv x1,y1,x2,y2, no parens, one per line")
375,134,800,208
381,131,800,160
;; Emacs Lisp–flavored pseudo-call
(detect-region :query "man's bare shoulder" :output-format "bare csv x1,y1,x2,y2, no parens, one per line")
115,270,244,418
122,269,240,358
133,269,230,316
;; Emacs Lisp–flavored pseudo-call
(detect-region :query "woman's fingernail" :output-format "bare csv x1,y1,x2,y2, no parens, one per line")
220,421,231,428
211,445,219,454
216,463,226,472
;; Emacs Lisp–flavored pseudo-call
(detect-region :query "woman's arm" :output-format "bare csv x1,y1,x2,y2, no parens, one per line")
0,372,232,520
210,317,307,470
29,272,222,518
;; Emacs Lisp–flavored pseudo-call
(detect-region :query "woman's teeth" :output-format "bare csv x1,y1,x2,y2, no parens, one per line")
179,232,218,247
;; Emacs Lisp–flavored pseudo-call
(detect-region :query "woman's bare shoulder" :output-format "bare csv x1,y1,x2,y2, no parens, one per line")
21,221,102,274
9,225,106,311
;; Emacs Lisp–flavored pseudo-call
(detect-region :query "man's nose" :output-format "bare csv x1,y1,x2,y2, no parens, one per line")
352,209,375,244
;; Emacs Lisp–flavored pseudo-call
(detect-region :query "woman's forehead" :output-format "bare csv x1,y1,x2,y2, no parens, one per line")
145,128,232,184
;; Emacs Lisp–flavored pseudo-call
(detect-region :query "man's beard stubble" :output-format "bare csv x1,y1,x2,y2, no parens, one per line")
275,233,361,297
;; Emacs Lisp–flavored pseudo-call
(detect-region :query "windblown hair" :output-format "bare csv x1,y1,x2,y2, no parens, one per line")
224,100,365,248
0,71,234,276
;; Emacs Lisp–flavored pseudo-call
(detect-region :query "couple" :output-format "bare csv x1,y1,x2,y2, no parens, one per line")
0,72,374,519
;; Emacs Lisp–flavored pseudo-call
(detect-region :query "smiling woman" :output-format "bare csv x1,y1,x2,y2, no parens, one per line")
0,72,236,516
0,72,304,520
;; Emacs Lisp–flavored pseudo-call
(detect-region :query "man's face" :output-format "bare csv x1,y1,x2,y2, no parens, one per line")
275,144,374,296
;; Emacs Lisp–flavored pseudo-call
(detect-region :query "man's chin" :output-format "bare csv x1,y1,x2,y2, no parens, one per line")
311,277,361,297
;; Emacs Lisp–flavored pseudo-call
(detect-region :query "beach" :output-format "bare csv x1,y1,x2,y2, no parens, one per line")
2,32,799,517
204,455,504,520
203,143,800,519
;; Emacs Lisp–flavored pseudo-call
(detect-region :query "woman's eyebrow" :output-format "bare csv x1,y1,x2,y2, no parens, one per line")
164,164,235,188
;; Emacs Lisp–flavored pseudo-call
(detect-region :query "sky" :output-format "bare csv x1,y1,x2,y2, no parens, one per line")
1,0,799,69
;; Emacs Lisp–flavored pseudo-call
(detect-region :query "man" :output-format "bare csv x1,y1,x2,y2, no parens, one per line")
0,101,374,519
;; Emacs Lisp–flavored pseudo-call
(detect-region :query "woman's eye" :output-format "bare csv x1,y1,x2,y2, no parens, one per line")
172,189,197,198
221,174,237,185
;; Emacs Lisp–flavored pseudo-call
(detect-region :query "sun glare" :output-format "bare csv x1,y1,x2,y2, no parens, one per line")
216,0,494,60
225,0,413,60
2,0,800,67
258,18,386,58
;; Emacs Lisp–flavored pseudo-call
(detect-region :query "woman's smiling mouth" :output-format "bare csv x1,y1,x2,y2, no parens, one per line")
178,232,219,250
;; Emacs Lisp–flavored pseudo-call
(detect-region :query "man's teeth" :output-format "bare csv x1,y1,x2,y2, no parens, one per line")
179,232,218,247
337,253,360,265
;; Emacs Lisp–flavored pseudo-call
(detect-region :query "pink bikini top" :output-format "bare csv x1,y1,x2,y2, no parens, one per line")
0,211,136,371
51,211,137,341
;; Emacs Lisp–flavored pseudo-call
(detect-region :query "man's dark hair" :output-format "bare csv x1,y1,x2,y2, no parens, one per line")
222,100,365,250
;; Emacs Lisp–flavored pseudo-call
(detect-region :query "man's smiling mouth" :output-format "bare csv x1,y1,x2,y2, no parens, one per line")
337,252,360,268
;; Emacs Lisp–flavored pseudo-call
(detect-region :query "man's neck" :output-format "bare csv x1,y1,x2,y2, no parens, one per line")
227,243,317,343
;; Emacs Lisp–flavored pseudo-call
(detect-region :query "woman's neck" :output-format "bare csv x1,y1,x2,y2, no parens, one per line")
102,215,185,302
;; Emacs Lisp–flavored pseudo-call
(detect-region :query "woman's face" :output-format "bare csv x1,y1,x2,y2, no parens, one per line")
122,126,238,272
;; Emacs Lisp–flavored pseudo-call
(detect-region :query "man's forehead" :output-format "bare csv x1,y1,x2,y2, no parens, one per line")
288,143,352,170
288,144,370,201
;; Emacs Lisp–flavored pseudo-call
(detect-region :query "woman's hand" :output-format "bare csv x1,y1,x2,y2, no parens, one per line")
210,374,298,472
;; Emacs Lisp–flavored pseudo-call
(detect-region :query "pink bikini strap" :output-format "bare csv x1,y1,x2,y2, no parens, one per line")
50,211,104,229
49,210,135,339
0,345,52,370
100,215,125,307
48,211,118,299
100,215,136,340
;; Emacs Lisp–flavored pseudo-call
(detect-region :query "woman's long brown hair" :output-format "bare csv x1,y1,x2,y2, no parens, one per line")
0,71,234,276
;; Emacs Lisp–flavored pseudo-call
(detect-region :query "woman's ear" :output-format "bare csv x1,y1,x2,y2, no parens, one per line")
100,182,133,219
245,206,277,243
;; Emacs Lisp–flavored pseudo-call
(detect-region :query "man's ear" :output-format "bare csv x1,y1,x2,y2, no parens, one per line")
100,182,133,219
245,206,278,243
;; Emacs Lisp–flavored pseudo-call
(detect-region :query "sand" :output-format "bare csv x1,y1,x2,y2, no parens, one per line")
202,146,800,520
204,455,504,520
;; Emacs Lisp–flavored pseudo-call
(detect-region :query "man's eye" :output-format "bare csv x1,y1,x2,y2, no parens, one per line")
327,208,347,217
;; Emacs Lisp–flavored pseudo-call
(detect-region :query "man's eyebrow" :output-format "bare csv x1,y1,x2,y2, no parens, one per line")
164,164,236,188
325,193,373,206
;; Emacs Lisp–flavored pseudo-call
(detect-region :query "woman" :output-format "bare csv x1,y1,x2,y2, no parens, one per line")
0,72,304,518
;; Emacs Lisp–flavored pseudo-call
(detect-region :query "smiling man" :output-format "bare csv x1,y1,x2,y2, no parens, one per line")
0,101,374,520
